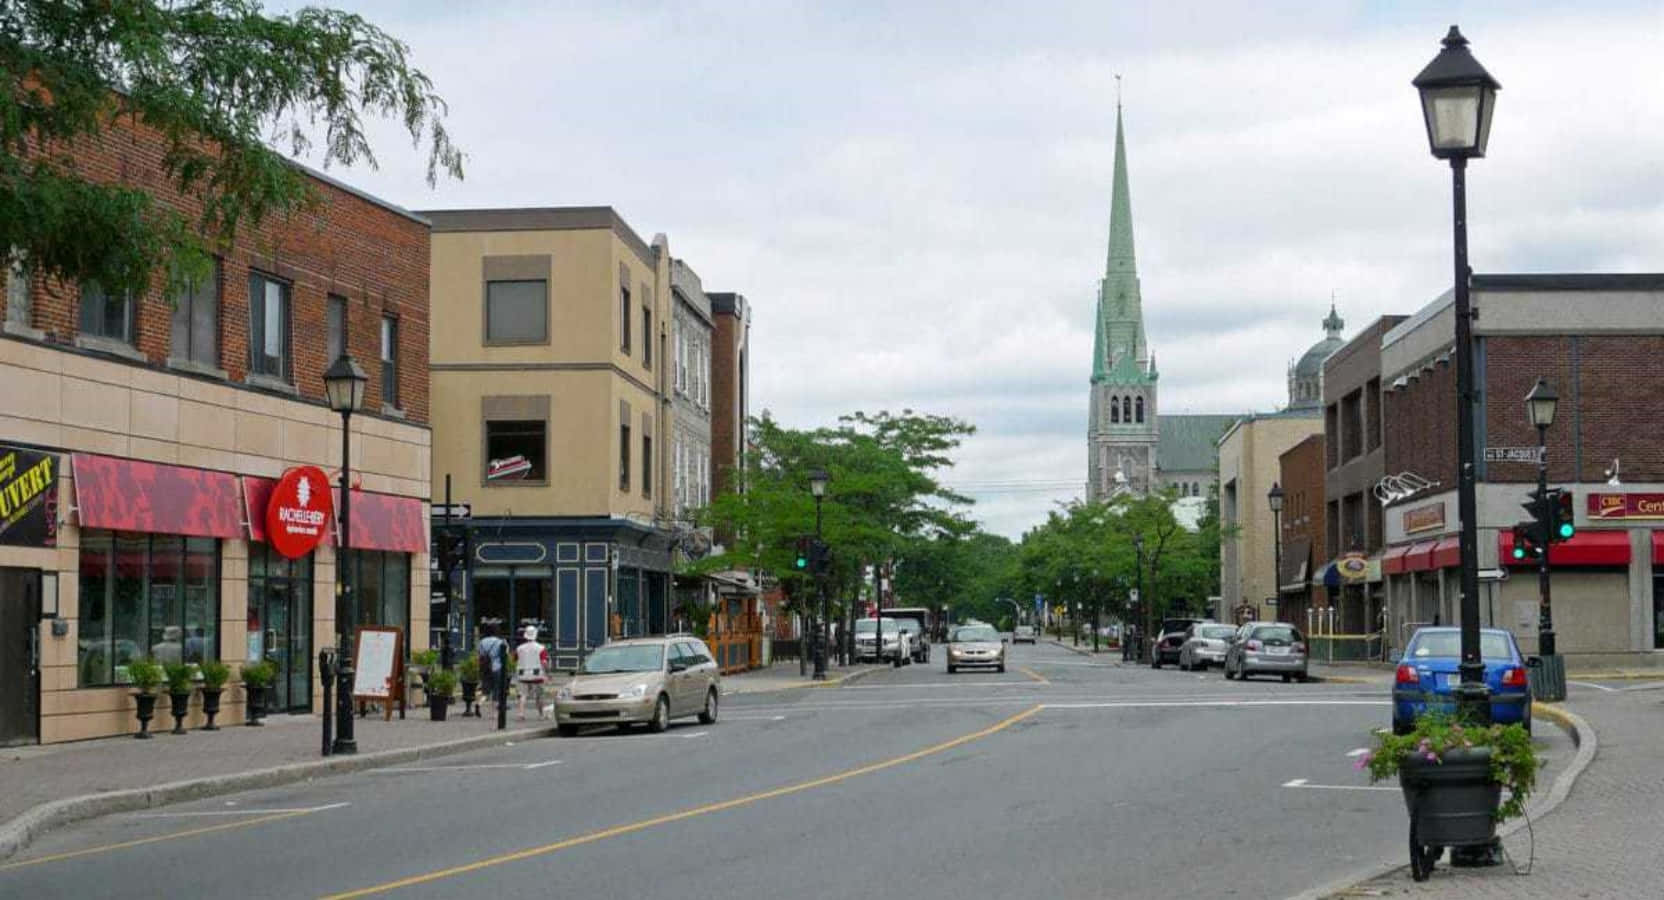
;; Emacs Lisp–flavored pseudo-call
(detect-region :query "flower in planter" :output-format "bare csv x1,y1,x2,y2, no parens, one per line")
1363,712,1540,822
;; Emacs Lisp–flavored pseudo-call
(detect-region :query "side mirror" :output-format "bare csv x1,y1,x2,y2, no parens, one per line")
669,660,688,673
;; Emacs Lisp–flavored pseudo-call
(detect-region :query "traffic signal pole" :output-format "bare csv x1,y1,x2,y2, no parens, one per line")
1534,431,1555,658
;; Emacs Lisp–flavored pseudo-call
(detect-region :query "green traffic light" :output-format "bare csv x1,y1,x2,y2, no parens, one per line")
1558,523,1574,539
1512,546,1526,560
795,556,808,569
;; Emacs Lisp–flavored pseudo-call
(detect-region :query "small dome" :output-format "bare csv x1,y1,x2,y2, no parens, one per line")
1294,336,1344,377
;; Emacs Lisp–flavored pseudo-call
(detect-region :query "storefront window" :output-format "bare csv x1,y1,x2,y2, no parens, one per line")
78,532,220,686
339,550,410,647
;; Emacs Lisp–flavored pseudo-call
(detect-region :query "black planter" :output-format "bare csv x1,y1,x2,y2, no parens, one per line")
245,684,267,726
1399,746,1501,880
460,680,479,717
168,690,192,735
200,687,223,730
133,692,158,739
428,693,451,721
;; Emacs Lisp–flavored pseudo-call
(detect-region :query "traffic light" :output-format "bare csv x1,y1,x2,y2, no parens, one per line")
793,536,811,571
1551,489,1576,542
1521,487,1548,524
811,539,833,576
1511,522,1544,561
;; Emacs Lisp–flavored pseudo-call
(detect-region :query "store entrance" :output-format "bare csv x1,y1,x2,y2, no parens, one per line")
0,568,41,746
248,548,313,713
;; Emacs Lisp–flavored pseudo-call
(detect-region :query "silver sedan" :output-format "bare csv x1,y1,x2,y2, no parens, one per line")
1178,623,1239,671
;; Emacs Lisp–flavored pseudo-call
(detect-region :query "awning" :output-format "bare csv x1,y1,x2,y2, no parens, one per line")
1381,544,1412,576
1499,530,1631,567
1655,531,1664,564
72,453,242,538
333,487,427,553
243,475,335,545
1430,537,1461,570
1403,541,1438,573
1319,560,1341,589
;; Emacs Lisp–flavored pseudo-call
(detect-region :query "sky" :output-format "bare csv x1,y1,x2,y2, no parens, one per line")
300,0,1664,539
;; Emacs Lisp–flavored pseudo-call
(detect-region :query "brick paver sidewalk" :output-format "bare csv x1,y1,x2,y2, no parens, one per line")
1329,687,1664,898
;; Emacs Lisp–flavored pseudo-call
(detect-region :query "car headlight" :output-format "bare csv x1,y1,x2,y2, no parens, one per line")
624,683,648,699
556,684,573,700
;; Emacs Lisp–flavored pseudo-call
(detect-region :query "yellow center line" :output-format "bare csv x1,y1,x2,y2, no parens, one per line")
322,704,1044,899
0,808,319,872
1020,667,1050,685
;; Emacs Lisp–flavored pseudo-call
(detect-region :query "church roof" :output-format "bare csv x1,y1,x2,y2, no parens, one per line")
1157,414,1239,473
1294,303,1347,377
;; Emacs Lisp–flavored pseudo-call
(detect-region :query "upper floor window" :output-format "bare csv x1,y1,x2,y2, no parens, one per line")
5,250,29,329
643,304,653,369
170,259,220,368
79,281,134,344
248,272,291,380
1110,396,1120,423
380,315,399,409
1135,396,1144,423
619,415,632,492
485,279,547,344
642,425,653,499
620,282,632,354
327,294,348,364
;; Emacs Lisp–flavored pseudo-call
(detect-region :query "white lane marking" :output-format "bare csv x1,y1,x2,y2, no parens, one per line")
1569,681,1619,692
126,802,350,818
840,681,1038,690
724,715,788,721
1282,781,1398,792
1346,748,1371,758
524,760,564,769
375,761,562,773
731,692,1385,715
1042,699,1389,710
676,730,710,739
1282,778,1308,787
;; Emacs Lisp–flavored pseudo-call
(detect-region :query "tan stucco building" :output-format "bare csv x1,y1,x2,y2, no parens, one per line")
1217,411,1323,624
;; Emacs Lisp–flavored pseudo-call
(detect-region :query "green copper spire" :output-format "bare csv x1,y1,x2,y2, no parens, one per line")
1091,101,1151,386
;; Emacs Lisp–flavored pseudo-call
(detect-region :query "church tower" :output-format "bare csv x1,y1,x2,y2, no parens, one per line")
1087,103,1159,500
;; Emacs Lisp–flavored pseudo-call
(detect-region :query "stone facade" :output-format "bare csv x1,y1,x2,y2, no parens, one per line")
1216,412,1323,624
670,260,713,519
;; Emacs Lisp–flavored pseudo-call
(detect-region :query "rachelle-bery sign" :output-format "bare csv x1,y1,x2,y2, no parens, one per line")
0,446,58,547
1402,502,1446,534
266,466,333,558
1587,492,1664,520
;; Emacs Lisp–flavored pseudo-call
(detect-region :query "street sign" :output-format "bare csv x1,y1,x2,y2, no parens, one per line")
1129,589,1140,604
431,503,472,519
1484,447,1543,463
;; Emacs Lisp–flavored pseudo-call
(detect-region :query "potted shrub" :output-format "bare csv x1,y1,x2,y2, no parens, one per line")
198,660,230,730
455,654,481,717
163,662,196,734
127,658,164,739
1362,713,1539,881
410,648,440,686
240,659,277,726
426,667,457,721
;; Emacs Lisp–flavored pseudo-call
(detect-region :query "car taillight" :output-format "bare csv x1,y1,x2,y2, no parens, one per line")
1246,639,1263,652
1501,666,1527,688
1292,642,1306,655
1395,664,1419,685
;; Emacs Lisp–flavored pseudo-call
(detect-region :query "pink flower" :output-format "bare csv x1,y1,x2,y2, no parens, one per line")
1425,752,1439,763
1354,753,1373,771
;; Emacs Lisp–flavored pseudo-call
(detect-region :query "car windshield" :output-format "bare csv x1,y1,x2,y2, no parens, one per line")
1161,620,1196,635
580,644,664,674
1251,626,1302,643
1199,625,1236,640
854,619,899,635
1409,632,1514,661
1015,626,1034,634
952,625,999,643
895,621,921,634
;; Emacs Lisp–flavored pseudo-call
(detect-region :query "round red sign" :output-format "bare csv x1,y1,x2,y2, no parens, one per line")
266,466,333,559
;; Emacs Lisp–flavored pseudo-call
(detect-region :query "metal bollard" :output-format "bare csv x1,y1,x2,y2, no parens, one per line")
319,649,334,757
497,643,509,731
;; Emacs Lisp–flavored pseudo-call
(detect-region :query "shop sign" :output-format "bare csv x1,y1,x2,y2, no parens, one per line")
0,446,58,547
1402,502,1446,534
1587,492,1664,520
265,466,333,558
1337,551,1369,584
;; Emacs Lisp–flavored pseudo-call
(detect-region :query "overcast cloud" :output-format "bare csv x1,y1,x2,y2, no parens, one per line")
303,1,1664,538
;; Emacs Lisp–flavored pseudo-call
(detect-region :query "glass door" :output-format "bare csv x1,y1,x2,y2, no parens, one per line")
263,583,293,711
247,546,313,714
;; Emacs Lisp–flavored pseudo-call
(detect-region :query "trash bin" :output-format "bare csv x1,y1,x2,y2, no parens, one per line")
1527,654,1566,702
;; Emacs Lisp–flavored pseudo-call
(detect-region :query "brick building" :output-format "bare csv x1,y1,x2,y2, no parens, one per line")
1380,275,1664,667
0,118,431,744
1276,433,1326,631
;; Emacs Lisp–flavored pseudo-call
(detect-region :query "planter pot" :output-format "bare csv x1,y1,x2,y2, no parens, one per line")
1399,746,1501,880
133,692,158,739
460,680,479,717
200,687,223,730
168,691,192,735
428,694,451,721
245,685,267,726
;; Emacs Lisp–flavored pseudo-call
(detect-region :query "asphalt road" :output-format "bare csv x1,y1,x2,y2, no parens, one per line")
0,640,1571,900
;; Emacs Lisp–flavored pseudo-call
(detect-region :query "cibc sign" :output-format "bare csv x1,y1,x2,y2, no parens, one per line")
266,466,333,558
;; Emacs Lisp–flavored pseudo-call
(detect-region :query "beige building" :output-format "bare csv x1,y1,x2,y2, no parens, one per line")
423,208,680,666
1217,411,1322,624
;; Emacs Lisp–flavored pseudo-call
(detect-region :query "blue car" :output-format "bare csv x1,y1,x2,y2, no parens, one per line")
1392,627,1531,735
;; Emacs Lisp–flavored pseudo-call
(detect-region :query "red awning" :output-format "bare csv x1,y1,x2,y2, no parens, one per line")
1430,537,1461,570
243,475,337,545
1402,541,1438,572
332,487,426,554
1381,544,1412,575
1498,530,1631,567
72,453,242,538
1654,531,1664,565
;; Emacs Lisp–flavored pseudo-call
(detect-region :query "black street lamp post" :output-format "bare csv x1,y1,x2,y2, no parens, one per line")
1525,379,1562,686
1268,483,1285,623
1133,533,1145,662
809,469,830,680
324,354,367,755
1414,24,1500,724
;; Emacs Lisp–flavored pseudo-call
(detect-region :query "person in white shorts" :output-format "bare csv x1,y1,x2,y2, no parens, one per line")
514,625,549,720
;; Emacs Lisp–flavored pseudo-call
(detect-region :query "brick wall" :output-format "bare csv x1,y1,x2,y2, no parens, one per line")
1279,433,1327,610
1383,356,1457,488
710,309,741,497
4,118,430,424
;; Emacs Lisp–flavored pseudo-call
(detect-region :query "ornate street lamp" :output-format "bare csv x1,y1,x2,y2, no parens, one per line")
324,354,366,755
1525,379,1563,696
1268,482,1285,623
808,469,830,680
1414,25,1500,724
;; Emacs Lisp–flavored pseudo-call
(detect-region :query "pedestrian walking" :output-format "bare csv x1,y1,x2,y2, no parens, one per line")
476,622,508,715
515,625,550,720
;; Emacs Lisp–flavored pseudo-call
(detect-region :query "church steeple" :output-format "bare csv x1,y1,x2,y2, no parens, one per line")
1091,98,1151,386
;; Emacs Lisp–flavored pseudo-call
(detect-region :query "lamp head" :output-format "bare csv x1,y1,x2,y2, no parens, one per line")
1412,25,1501,159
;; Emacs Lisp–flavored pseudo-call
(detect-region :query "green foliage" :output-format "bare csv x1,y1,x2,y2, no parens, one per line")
1363,713,1540,822
239,658,276,688
198,659,231,689
163,661,196,694
455,654,479,683
425,667,457,699
127,657,164,694
0,0,463,298
411,648,441,668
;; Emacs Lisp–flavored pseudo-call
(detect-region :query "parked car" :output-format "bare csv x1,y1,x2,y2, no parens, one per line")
1223,621,1309,682
854,617,912,666
946,623,1006,674
1178,622,1238,671
553,636,720,736
894,618,930,663
1151,617,1207,668
883,607,934,661
1012,625,1037,644
1391,626,1531,735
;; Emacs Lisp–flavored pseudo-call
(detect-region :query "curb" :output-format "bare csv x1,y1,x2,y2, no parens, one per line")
0,723,557,864
1285,702,1598,900
722,664,884,695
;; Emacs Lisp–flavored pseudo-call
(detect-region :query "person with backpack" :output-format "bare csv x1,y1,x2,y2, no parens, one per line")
476,622,508,715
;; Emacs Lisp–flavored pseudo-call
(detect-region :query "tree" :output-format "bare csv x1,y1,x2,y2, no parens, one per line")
1,0,463,296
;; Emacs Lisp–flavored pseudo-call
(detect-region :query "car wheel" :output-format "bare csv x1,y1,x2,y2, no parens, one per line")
947,663,956,674
647,695,670,733
698,688,718,725
1282,673,1292,684
557,723,579,738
